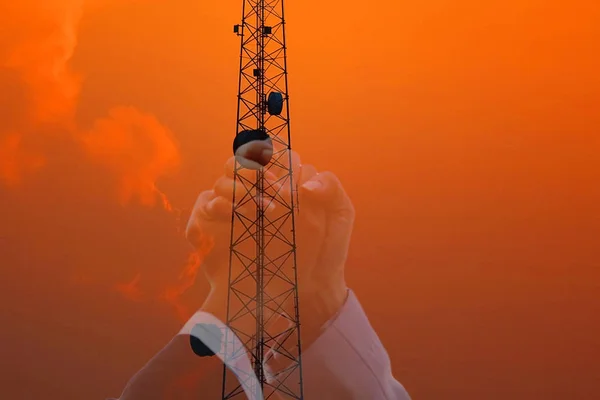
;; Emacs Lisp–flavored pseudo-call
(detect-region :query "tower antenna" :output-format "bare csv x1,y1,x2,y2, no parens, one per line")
221,0,304,399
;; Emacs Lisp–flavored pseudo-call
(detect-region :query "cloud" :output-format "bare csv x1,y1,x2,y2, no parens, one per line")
0,0,83,183
0,0,180,209
162,235,215,321
0,0,199,316
0,132,45,186
81,106,181,208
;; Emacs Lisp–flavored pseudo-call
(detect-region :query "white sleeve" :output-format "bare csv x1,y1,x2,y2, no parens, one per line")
115,293,410,400
300,290,412,400
179,311,263,400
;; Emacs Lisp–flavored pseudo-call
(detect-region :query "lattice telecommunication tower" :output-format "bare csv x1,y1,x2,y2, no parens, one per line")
221,0,304,399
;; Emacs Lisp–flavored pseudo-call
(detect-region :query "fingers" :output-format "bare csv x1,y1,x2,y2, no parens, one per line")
190,180,276,228
205,195,233,219
299,171,354,270
214,175,252,202
220,156,336,214
190,190,216,221
224,156,258,180
188,189,237,225
214,174,281,214
299,171,354,221
262,161,316,202
265,149,302,186
235,138,273,168
298,164,318,186
224,156,236,177
217,152,324,217
192,190,233,219
223,150,303,202
186,191,218,247
226,148,301,175
225,156,279,181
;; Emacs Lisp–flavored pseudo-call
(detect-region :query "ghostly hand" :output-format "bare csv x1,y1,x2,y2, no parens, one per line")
185,151,354,329
116,153,356,400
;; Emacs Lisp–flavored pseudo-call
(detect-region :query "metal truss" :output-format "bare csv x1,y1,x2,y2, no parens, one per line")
221,0,304,399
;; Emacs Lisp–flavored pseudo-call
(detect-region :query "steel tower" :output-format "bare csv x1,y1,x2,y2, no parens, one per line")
221,0,304,399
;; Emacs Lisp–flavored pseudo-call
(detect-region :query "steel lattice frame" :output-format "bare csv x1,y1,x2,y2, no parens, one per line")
221,0,304,399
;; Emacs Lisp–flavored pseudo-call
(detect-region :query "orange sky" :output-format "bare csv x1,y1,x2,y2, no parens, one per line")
0,0,599,399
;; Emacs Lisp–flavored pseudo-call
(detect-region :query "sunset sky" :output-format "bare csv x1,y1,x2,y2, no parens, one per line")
0,0,599,399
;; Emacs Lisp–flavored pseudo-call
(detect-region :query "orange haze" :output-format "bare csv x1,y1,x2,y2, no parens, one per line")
0,1,599,399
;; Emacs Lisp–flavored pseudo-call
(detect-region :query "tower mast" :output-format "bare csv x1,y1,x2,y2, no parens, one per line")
222,0,304,399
